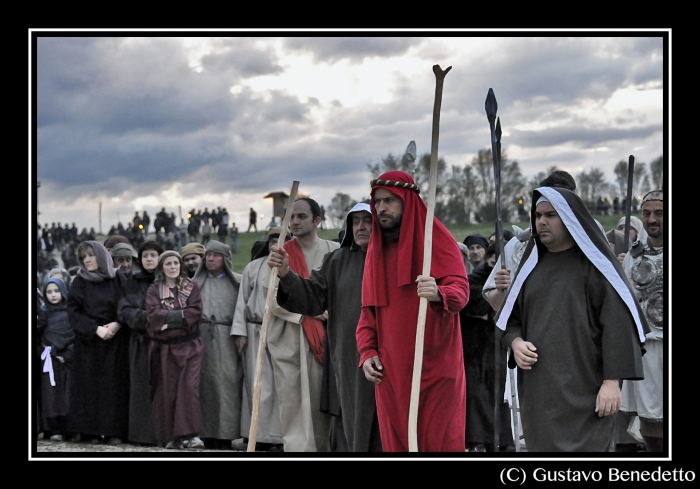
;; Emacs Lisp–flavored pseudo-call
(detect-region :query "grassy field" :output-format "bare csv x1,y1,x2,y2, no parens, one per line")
95,213,626,273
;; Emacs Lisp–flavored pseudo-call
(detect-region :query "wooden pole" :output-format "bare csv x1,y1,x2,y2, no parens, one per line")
247,180,299,451
408,65,451,452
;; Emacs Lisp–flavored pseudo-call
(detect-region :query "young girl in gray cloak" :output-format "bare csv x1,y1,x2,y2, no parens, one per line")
37,277,75,442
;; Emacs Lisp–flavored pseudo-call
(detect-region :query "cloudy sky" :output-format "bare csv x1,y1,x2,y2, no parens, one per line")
31,30,668,233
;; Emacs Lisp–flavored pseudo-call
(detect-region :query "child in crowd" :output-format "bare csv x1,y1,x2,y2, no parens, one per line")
37,277,75,442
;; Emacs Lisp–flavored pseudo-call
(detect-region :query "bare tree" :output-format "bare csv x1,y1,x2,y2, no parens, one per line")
326,193,357,229
650,155,664,189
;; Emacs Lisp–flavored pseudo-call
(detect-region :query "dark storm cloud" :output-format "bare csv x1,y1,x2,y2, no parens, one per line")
32,33,666,230
509,123,664,149
283,37,423,63
200,39,283,77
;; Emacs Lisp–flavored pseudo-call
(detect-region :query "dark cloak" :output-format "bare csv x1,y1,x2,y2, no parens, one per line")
497,186,648,452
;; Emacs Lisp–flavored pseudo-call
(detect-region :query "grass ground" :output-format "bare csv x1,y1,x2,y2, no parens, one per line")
95,214,626,273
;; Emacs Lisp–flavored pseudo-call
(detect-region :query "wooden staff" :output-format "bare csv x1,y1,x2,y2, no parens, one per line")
247,180,299,451
408,64,451,452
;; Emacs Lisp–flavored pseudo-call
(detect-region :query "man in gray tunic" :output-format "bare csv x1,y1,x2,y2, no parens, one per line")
497,186,649,452
193,240,242,449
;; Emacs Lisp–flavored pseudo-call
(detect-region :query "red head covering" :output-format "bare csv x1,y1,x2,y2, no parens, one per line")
362,170,466,307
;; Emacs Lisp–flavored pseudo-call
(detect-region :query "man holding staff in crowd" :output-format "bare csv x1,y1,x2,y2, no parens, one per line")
356,170,468,452
269,202,382,452
497,186,649,452
266,197,339,452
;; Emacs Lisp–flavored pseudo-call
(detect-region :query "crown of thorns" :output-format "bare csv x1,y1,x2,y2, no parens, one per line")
370,179,420,194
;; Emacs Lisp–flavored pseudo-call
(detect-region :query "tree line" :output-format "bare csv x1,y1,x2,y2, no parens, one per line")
325,145,664,228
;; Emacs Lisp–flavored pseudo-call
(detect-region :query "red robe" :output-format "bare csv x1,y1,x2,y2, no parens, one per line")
357,170,469,452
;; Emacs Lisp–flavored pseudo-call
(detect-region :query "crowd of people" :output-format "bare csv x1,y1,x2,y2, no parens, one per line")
35,171,664,454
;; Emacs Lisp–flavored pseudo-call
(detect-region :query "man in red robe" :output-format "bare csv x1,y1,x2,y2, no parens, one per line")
356,170,469,452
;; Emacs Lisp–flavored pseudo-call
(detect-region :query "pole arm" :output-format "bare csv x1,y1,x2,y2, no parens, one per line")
485,89,506,269
623,155,635,250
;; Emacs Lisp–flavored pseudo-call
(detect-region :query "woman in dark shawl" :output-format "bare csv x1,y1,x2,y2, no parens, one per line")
66,240,130,445
117,240,163,446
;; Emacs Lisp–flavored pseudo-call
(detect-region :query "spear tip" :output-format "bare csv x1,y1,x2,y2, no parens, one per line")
485,89,498,122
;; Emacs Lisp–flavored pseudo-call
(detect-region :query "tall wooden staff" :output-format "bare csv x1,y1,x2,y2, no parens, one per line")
247,180,299,452
408,64,451,452
623,155,635,250
485,88,520,452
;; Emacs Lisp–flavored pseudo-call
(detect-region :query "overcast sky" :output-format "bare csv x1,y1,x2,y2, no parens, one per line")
31,30,668,233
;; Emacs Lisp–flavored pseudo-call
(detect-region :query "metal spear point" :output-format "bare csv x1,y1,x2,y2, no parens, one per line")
623,155,635,251
485,89,506,267
485,88,520,453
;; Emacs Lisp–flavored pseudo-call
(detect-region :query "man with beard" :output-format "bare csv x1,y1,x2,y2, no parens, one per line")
357,171,469,452
180,242,205,279
497,186,649,452
265,197,339,452
620,189,664,453
193,241,242,449
269,202,382,452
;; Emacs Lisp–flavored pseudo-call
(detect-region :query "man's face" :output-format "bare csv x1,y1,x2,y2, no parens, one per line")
45,283,62,305
468,244,485,266
114,255,133,275
290,200,319,239
183,254,202,275
374,188,404,230
642,200,663,241
352,211,373,251
141,250,159,272
268,237,279,250
205,251,225,275
535,201,574,252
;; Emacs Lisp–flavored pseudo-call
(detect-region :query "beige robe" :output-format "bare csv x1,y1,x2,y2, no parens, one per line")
267,238,339,452
198,276,242,441
231,255,283,444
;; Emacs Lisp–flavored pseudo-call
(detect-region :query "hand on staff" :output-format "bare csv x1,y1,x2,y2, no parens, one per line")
494,268,512,292
362,356,384,384
595,380,621,417
267,245,290,277
415,275,441,302
616,252,626,264
234,336,248,355
511,337,538,370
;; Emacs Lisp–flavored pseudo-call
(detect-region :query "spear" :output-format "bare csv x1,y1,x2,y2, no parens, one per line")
623,155,635,250
247,180,299,452
408,64,451,452
485,88,520,452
